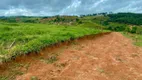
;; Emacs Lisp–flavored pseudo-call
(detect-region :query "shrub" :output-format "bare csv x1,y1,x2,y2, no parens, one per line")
131,26,137,33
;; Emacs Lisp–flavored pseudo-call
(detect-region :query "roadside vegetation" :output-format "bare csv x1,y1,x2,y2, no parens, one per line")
123,33,142,46
0,21,107,63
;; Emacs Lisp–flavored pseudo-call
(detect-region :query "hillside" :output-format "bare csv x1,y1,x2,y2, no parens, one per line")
108,13,142,25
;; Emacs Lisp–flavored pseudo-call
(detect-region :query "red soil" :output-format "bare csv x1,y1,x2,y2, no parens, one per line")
1,32,142,80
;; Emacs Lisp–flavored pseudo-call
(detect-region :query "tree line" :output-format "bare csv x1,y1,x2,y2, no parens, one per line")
107,13,142,25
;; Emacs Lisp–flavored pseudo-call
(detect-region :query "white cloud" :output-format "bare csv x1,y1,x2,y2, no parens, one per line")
60,0,81,15
90,0,107,9
115,1,142,13
4,6,34,16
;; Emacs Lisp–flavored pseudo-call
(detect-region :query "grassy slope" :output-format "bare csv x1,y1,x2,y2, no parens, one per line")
0,22,108,62
122,32,142,47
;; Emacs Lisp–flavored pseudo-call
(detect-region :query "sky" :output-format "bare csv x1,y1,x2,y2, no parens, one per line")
0,0,142,16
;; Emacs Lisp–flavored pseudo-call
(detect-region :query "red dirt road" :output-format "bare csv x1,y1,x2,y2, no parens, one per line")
14,32,142,80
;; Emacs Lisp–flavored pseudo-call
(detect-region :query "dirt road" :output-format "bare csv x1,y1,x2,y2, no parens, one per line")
8,32,142,80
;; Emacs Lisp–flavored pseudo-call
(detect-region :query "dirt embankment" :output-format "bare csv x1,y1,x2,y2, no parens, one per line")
1,32,142,80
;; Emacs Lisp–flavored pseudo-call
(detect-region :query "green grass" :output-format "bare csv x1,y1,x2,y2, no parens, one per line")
123,32,142,47
0,22,108,62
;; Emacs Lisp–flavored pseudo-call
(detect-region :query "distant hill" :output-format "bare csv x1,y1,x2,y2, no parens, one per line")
107,13,142,25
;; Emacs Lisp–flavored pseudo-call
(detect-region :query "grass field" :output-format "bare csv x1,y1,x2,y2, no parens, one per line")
0,22,107,62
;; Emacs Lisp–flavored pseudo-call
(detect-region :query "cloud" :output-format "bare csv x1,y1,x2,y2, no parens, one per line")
60,0,82,15
115,1,142,13
0,0,142,16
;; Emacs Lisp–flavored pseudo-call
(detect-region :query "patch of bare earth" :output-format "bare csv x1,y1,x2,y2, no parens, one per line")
1,32,142,80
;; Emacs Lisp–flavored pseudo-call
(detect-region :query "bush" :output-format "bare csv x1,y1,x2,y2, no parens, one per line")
107,25,126,31
131,26,137,33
